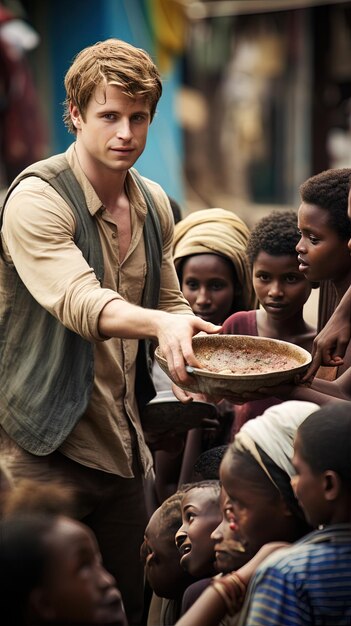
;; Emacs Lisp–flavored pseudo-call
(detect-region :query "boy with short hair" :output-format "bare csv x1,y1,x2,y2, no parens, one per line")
238,402,351,625
221,210,316,431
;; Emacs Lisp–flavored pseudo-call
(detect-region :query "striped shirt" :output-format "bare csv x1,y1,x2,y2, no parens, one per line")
239,524,351,626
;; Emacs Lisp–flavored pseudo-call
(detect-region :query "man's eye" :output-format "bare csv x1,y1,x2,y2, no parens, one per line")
133,114,147,122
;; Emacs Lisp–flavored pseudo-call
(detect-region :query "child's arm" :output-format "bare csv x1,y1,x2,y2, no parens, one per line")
174,543,288,626
261,374,351,406
302,286,351,382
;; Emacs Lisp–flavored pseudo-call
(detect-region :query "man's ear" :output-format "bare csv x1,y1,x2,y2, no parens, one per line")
28,587,56,621
69,103,82,130
323,470,341,501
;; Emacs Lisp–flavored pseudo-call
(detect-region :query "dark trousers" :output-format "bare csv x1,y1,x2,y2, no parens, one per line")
0,427,148,626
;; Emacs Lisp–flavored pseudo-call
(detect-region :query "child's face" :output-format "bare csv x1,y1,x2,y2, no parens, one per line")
33,517,126,625
253,251,312,320
210,486,249,574
181,254,235,325
220,455,289,556
291,433,328,528
297,203,351,283
141,508,187,599
175,487,221,577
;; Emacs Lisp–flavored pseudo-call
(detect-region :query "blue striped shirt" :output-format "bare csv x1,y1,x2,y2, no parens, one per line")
240,524,351,626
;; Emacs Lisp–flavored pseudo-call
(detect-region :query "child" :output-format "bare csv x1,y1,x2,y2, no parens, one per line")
180,482,248,617
175,480,222,580
0,513,127,626
297,167,351,377
152,207,255,500
211,485,248,576
141,490,195,626
221,210,316,432
238,402,351,625
173,208,256,326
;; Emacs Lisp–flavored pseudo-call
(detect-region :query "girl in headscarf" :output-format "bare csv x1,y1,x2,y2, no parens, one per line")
173,208,256,325
152,208,255,504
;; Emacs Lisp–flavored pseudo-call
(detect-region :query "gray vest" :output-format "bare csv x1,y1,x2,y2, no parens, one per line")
0,154,162,455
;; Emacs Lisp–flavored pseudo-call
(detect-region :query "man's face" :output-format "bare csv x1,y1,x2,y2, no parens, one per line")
70,84,151,173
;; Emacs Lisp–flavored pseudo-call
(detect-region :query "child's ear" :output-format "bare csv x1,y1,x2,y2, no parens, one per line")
28,587,56,621
280,496,293,518
323,470,341,501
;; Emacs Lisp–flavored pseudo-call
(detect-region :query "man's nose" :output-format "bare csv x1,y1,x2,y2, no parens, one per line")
116,119,132,140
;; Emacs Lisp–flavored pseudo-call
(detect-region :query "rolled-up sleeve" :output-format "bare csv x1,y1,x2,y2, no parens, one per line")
2,177,121,341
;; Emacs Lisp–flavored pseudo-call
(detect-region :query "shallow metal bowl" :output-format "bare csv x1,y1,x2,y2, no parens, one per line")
141,390,218,435
154,334,312,397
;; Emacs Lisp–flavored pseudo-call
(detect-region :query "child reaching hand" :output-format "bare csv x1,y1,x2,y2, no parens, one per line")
221,210,316,433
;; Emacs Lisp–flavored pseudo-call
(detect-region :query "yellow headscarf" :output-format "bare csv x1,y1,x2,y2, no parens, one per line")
173,208,256,312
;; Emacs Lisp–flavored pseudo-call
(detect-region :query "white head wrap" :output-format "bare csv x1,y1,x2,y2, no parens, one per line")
234,400,320,482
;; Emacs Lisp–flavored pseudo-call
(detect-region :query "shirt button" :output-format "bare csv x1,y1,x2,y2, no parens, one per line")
112,232,117,238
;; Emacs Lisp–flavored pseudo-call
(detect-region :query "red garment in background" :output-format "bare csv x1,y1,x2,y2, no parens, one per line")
0,8,46,185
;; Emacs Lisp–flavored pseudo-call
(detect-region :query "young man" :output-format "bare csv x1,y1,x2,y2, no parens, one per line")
238,402,351,625
0,39,219,625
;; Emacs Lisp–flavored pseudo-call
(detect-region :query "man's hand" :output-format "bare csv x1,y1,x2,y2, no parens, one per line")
156,314,221,385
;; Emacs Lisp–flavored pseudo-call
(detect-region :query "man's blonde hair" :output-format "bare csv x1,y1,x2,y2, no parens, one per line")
63,38,162,134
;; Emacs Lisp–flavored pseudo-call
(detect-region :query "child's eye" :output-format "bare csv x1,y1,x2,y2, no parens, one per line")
257,273,270,282
309,235,319,245
285,275,299,284
210,281,226,291
224,507,235,522
185,511,196,523
184,280,198,291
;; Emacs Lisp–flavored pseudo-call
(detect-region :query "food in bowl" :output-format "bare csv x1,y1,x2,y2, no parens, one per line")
154,334,312,398
196,344,302,376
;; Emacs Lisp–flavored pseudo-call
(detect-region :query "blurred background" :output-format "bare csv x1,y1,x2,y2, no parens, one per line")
1,0,351,227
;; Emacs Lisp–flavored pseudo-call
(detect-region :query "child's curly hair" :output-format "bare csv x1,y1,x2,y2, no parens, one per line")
299,168,351,241
246,210,299,266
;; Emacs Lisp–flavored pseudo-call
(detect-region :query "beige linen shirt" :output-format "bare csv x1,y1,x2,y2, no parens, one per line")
2,143,192,477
